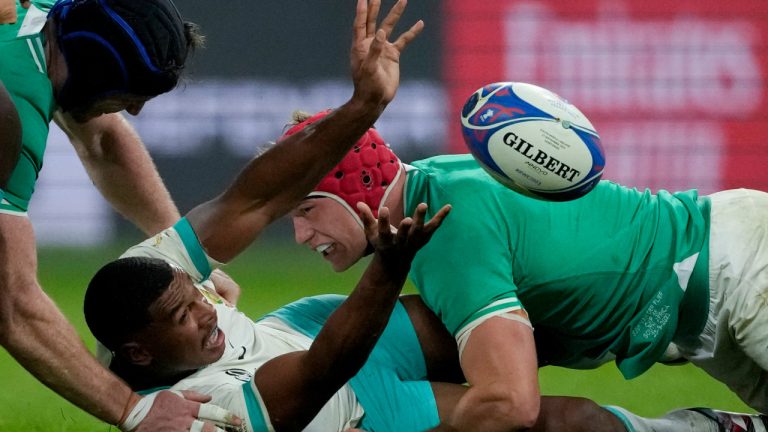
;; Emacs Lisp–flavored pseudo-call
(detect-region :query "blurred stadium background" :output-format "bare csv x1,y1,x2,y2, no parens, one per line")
2,0,766,429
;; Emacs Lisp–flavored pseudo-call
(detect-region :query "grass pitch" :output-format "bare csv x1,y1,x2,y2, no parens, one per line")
0,241,751,431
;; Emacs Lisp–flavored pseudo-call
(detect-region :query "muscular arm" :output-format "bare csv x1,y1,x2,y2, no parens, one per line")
433,314,540,432
0,79,22,189
255,204,449,431
186,0,424,263
187,102,384,262
258,252,408,430
54,111,180,236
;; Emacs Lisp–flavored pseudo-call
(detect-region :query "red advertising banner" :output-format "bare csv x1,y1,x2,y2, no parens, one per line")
444,0,768,193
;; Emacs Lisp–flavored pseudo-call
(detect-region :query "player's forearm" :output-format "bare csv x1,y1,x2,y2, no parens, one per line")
0,273,130,424
81,145,180,236
310,252,409,380
227,97,385,218
64,113,180,236
0,80,22,188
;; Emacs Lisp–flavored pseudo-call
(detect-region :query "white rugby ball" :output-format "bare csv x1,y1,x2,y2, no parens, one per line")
461,82,605,201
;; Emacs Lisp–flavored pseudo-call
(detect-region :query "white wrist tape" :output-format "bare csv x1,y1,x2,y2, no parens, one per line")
120,390,182,431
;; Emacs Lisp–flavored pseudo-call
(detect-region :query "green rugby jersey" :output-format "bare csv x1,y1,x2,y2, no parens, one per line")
404,154,710,379
0,0,57,211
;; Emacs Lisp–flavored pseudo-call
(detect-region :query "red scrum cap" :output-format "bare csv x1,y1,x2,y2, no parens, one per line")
280,110,402,227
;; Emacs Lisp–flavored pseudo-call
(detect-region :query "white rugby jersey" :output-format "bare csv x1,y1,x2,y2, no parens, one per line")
114,218,365,431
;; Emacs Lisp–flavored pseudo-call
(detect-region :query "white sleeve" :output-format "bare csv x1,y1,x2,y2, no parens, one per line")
120,217,222,283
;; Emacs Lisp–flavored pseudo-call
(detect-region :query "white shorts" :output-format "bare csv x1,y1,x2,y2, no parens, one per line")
676,189,768,413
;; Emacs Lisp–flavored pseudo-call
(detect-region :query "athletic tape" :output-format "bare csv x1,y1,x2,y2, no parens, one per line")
120,390,182,431
189,419,205,432
199,403,236,424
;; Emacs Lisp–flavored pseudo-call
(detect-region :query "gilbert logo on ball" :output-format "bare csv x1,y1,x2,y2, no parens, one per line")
461,82,605,201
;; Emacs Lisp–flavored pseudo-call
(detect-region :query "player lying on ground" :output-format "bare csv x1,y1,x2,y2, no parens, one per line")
1,0,423,429
81,93,762,431
85,201,763,432
286,110,768,431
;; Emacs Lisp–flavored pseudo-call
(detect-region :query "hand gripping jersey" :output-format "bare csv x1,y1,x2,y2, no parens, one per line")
403,154,711,379
0,0,57,212
118,218,439,431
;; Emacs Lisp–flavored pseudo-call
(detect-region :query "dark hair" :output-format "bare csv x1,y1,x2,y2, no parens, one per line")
49,0,205,112
84,256,174,351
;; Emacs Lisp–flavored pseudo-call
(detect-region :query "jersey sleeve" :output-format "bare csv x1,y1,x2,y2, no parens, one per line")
120,217,222,283
409,189,524,337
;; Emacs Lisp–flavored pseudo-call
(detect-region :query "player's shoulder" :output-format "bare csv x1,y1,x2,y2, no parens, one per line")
121,218,220,282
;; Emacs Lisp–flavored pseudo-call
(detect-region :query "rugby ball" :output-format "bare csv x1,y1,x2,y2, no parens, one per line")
461,82,605,201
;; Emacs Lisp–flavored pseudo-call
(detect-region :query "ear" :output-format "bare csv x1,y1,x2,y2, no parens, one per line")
118,342,153,366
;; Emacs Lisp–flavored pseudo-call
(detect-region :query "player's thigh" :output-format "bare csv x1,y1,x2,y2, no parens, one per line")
704,189,768,408
354,374,440,431
688,327,768,413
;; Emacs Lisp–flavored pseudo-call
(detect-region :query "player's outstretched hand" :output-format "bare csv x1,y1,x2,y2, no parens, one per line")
123,390,243,432
349,0,424,111
358,202,450,273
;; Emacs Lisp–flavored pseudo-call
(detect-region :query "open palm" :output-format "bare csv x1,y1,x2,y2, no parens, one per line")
350,0,424,110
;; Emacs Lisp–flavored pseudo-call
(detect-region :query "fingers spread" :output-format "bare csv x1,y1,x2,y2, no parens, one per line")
395,217,413,244
393,20,424,52
353,0,368,42
379,0,406,38
411,203,428,229
368,28,386,60
357,202,377,236
366,0,381,37
424,204,451,232
377,206,392,238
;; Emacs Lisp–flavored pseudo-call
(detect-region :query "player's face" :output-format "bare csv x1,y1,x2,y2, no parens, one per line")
69,94,150,123
291,197,368,272
138,270,226,372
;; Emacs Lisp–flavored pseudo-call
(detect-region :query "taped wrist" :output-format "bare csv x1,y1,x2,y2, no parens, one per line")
120,391,182,431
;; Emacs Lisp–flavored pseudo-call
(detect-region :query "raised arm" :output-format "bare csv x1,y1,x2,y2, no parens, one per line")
0,79,21,191
54,111,181,236
186,0,424,263
255,203,451,431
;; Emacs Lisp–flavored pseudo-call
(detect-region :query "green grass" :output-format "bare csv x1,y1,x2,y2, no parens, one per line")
0,242,752,430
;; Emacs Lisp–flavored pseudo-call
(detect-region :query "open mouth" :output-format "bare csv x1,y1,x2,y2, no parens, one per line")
204,325,223,350
315,243,334,256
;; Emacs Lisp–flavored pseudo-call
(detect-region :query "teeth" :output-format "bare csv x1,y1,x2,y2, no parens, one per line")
315,244,332,255
206,327,218,348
